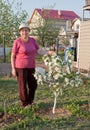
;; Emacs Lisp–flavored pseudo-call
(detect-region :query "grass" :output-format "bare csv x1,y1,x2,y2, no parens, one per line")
0,76,90,130
0,53,90,129
0,52,89,129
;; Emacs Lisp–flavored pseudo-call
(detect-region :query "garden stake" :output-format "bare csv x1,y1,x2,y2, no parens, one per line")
4,100,7,121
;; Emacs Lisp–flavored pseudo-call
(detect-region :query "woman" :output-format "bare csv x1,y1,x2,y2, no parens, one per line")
11,23,46,108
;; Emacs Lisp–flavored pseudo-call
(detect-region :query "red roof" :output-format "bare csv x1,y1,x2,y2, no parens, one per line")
35,8,80,20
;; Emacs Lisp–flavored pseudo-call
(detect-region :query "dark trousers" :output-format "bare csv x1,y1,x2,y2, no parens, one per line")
16,68,37,107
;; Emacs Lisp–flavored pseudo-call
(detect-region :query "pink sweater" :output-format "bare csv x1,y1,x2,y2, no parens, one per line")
12,37,39,68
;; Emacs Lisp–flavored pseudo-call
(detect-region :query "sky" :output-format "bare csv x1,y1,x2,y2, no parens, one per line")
20,0,86,20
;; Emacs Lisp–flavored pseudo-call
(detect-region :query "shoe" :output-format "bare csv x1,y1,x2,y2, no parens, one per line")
21,102,28,108
24,104,31,109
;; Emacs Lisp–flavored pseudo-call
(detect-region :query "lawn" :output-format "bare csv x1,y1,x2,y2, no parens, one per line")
0,76,90,130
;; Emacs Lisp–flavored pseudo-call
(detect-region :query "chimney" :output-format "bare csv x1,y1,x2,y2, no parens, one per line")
41,8,44,12
58,10,61,16
85,0,90,6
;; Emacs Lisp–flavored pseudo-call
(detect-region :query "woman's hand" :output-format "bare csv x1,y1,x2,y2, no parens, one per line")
12,68,16,77
37,48,48,55
48,51,56,55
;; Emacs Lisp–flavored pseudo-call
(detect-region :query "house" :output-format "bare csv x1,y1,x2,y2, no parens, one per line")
83,0,90,20
70,18,81,62
28,8,80,36
78,20,90,72
59,18,81,47
75,0,90,72
58,17,81,64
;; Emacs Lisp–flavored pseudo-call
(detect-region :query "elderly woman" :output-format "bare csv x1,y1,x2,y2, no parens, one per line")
11,23,47,108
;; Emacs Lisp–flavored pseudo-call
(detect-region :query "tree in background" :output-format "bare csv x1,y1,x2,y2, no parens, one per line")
29,8,59,48
35,20,59,47
0,0,28,47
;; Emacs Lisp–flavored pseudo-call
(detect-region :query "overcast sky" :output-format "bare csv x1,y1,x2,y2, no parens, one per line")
20,0,86,20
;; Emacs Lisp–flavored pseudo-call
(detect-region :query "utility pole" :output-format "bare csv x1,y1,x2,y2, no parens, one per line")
3,34,6,62
56,38,59,55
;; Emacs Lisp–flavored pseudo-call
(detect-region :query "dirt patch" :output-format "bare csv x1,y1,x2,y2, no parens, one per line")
0,113,24,128
36,107,71,119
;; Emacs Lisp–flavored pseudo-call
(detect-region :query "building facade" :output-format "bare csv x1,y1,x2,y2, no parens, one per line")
28,8,80,36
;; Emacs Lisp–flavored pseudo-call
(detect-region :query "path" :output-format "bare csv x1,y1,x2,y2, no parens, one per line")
0,62,46,77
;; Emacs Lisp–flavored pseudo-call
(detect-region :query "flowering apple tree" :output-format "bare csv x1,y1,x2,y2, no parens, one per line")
34,49,82,114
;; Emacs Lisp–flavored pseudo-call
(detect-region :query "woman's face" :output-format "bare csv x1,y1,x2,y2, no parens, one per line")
19,28,30,39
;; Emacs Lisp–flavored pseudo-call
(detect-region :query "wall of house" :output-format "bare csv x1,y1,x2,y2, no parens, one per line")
72,19,81,31
30,11,67,31
79,20,90,71
30,11,43,29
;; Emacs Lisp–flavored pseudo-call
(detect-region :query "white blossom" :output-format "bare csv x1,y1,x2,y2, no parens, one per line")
34,51,82,114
